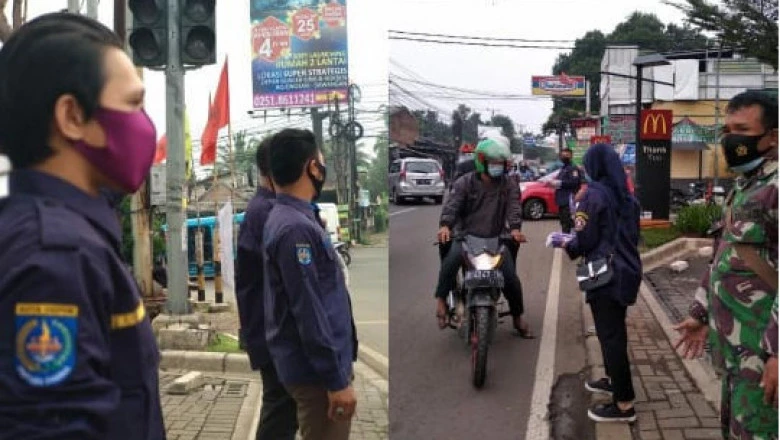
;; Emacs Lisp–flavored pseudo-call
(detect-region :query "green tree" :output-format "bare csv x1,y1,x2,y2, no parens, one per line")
365,133,389,199
667,0,778,69
544,12,710,133
216,130,256,186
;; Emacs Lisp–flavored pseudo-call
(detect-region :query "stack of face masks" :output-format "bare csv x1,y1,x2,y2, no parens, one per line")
545,232,574,248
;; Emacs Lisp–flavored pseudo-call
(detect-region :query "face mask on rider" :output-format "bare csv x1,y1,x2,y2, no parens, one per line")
721,132,770,174
487,163,505,178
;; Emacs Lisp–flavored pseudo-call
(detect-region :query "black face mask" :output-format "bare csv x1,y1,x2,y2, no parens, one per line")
721,132,767,173
561,157,571,165
307,160,327,201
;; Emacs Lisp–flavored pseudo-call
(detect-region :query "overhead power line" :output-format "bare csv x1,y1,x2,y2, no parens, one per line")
389,30,575,44
389,35,575,50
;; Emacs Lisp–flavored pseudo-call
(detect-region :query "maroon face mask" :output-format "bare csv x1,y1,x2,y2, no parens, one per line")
71,107,157,193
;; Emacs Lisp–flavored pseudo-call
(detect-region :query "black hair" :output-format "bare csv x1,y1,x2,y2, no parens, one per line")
727,90,778,131
561,148,573,154
269,128,319,186
255,136,272,176
0,12,123,168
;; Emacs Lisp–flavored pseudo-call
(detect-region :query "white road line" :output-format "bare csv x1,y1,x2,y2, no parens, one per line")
525,248,563,440
354,320,389,325
389,207,417,217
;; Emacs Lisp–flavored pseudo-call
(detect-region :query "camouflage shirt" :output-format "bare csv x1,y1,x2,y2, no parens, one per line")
690,160,778,375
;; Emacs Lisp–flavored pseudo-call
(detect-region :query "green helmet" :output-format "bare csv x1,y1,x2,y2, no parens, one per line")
474,137,511,174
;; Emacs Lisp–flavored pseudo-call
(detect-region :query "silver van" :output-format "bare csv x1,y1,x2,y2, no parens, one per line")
388,158,446,205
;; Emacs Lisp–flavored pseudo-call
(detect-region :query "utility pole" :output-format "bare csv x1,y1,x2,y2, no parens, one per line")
87,0,98,18
118,0,154,302
713,40,722,186
164,0,189,315
585,80,591,116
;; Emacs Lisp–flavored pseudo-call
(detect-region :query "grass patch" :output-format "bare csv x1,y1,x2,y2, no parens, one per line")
640,227,682,252
206,333,243,354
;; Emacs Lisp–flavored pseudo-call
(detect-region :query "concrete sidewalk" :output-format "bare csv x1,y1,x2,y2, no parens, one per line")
159,361,388,440
586,239,722,440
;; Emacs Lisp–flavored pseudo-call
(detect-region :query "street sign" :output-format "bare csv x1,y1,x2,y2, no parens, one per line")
150,165,166,206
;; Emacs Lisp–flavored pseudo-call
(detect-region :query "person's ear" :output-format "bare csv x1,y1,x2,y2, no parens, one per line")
53,94,88,141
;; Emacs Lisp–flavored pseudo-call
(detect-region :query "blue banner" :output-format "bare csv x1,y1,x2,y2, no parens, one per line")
250,0,349,109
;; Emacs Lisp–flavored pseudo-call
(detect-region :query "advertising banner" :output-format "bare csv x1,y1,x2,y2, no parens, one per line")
531,75,586,96
602,115,635,145
250,0,348,109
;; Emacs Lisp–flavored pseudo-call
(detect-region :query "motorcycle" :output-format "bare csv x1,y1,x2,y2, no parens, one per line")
442,235,512,388
334,241,351,266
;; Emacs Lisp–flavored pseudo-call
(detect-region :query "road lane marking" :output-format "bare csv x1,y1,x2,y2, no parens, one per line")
354,320,389,325
389,208,417,217
525,248,563,440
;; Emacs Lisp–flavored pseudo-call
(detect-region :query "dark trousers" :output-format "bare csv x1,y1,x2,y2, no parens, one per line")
435,240,525,316
589,295,636,403
256,365,298,440
558,204,573,233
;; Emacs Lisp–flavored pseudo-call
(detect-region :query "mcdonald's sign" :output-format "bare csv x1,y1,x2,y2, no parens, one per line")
640,110,673,141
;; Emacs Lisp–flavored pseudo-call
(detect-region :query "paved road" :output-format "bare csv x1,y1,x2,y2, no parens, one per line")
349,246,389,358
389,201,588,440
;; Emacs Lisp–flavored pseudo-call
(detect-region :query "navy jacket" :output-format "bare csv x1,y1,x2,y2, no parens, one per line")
263,195,356,391
0,170,165,439
235,187,275,370
565,184,642,306
555,163,581,207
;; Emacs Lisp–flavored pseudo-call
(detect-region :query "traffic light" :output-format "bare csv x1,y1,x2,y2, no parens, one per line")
180,0,216,66
128,0,167,67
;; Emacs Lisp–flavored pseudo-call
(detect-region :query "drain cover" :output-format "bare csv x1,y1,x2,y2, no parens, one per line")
220,381,248,398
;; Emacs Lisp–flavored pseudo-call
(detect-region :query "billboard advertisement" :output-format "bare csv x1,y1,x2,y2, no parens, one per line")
250,0,348,109
531,75,586,96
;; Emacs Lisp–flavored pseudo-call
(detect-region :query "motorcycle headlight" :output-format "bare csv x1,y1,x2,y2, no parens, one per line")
467,253,502,270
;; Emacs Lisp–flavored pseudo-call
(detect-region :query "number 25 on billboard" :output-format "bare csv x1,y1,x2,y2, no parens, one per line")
297,18,315,34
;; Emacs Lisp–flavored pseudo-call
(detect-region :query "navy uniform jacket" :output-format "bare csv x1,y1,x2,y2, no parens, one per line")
235,187,275,370
555,163,581,207
0,170,165,439
564,183,643,306
263,195,356,391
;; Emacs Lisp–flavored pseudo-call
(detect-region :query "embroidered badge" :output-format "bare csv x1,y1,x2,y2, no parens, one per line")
15,303,78,387
572,170,579,177
574,212,588,232
296,244,313,265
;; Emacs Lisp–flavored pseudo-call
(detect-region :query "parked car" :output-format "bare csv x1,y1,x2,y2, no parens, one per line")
389,158,446,205
518,169,587,220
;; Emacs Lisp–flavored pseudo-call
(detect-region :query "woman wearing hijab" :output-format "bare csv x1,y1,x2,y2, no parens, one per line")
548,143,642,423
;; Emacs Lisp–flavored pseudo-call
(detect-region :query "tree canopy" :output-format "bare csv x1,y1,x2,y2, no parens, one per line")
667,0,778,69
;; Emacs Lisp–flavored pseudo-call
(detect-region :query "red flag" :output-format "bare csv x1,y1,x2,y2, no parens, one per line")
154,135,167,164
200,59,230,166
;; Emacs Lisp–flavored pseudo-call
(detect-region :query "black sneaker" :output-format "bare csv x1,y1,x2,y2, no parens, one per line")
587,403,636,423
585,378,613,395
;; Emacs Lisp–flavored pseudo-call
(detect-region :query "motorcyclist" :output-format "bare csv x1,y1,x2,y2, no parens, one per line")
434,138,534,338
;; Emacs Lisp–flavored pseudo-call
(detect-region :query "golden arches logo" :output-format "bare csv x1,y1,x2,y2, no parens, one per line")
643,113,668,135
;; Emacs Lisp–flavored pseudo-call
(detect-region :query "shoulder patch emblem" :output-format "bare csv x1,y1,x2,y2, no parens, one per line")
574,212,588,232
296,243,313,265
15,303,78,387
572,170,578,177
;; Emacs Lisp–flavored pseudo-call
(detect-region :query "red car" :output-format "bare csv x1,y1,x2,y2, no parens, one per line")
519,168,635,220
518,169,587,220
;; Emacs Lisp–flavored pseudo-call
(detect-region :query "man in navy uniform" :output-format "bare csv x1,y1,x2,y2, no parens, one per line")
547,148,581,233
236,137,298,440
0,13,164,439
263,129,358,440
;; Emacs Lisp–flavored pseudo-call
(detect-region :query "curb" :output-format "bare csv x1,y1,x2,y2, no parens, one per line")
159,348,388,386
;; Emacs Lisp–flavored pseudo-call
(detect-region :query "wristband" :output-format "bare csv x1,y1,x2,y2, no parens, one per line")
689,302,709,325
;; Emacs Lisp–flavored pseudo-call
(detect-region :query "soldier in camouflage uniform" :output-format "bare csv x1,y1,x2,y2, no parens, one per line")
675,91,778,440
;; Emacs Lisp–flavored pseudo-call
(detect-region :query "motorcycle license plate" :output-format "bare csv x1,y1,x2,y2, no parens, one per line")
464,270,503,289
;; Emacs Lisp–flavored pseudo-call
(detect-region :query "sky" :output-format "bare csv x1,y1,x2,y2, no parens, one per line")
388,0,690,135
1,0,388,175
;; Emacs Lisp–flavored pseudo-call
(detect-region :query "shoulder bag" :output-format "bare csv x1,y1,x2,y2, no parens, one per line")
576,209,619,291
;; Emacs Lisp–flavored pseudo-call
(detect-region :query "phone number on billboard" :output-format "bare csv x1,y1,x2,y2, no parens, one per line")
253,93,316,108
